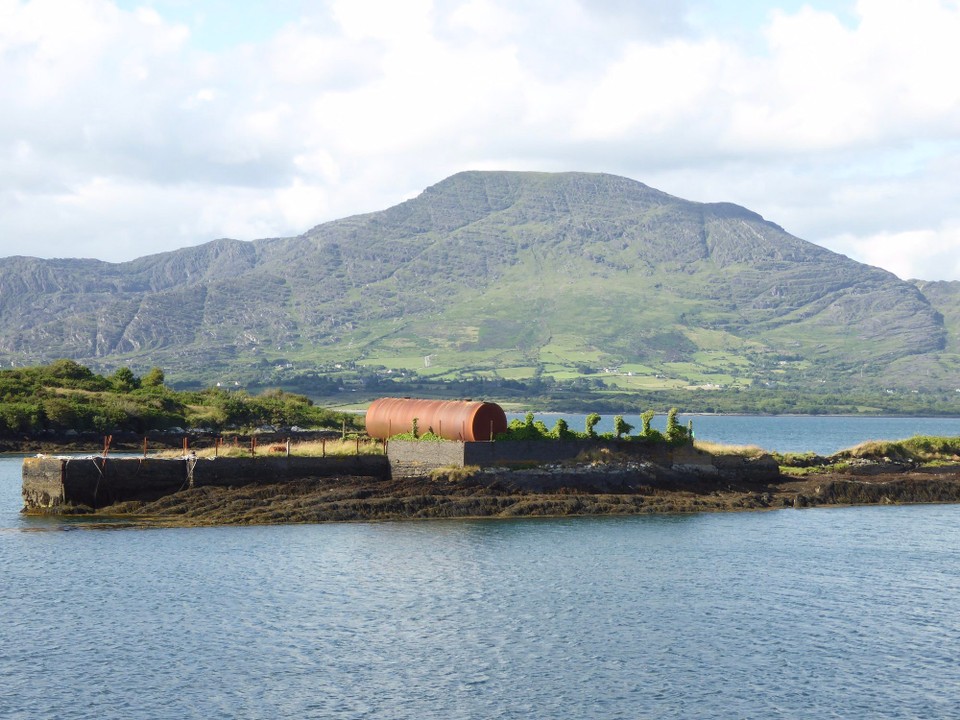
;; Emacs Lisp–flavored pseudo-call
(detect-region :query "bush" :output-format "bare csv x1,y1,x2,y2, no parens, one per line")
613,415,634,439
551,418,577,440
640,410,655,436
585,413,601,438
498,412,553,441
665,408,688,444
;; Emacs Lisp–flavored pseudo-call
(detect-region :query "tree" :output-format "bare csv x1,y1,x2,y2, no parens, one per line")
613,415,634,439
46,359,94,381
111,367,140,392
42,397,78,429
585,413,601,438
665,407,687,444
551,418,576,440
142,367,165,388
640,410,655,437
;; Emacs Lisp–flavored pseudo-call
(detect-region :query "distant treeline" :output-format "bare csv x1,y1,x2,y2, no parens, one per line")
0,360,364,437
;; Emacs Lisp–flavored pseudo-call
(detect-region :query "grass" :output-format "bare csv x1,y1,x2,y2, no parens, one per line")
773,435,960,475
693,440,765,457
833,436,960,464
159,438,387,459
429,465,481,482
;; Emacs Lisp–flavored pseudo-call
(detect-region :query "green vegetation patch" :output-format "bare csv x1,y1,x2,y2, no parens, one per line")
834,436,960,464
0,360,362,436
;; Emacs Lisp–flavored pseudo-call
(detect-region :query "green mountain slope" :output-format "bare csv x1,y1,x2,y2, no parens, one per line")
0,171,951,400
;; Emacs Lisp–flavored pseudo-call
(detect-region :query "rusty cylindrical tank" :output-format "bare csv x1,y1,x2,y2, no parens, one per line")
365,398,508,442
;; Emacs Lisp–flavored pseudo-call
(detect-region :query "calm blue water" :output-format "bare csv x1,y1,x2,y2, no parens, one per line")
3,452,960,718
509,413,960,455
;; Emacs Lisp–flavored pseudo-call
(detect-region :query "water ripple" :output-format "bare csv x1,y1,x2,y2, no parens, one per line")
4,459,960,718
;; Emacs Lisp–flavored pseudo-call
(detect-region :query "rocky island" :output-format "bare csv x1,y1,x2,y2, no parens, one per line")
20,433,960,527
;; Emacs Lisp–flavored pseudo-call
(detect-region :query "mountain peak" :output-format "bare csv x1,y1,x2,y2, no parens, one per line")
0,171,951,394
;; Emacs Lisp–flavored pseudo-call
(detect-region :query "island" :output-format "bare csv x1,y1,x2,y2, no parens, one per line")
19,399,960,527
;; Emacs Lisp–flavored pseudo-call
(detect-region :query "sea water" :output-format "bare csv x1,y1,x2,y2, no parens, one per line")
2,452,960,718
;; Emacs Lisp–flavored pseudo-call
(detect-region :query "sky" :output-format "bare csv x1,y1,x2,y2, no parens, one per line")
2,0,960,281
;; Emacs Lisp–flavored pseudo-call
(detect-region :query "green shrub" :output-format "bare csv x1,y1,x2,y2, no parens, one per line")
585,413,601,438
613,415,634,439
640,410,655,437
665,408,688,445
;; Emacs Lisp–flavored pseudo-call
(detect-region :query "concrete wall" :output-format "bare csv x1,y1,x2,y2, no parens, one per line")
22,456,187,510
21,457,70,510
386,440,467,478
189,455,389,487
22,455,390,511
388,439,707,471
386,439,776,481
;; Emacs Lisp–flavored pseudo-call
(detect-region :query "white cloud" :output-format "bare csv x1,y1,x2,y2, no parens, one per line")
0,0,959,279
828,223,960,281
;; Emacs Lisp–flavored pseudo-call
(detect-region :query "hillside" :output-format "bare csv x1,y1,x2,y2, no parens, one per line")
0,360,362,441
0,171,955,407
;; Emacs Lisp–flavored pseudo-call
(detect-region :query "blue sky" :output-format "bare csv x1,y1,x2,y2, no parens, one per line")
3,0,959,280
112,0,310,50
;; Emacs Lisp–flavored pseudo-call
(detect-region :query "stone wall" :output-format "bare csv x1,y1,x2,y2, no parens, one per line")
386,441,468,478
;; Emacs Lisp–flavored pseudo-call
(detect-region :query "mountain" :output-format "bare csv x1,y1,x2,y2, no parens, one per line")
0,171,955,399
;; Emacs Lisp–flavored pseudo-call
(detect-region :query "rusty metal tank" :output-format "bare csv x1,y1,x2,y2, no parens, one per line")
365,398,508,442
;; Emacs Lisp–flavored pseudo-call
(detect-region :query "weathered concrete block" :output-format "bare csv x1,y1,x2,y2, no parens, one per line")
386,441,467,477
22,457,66,510
21,456,188,510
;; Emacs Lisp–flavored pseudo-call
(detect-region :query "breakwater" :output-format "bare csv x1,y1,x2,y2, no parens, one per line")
22,455,390,511
22,440,780,514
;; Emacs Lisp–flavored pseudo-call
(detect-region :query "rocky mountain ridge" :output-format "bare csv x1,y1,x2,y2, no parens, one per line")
0,171,956,396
